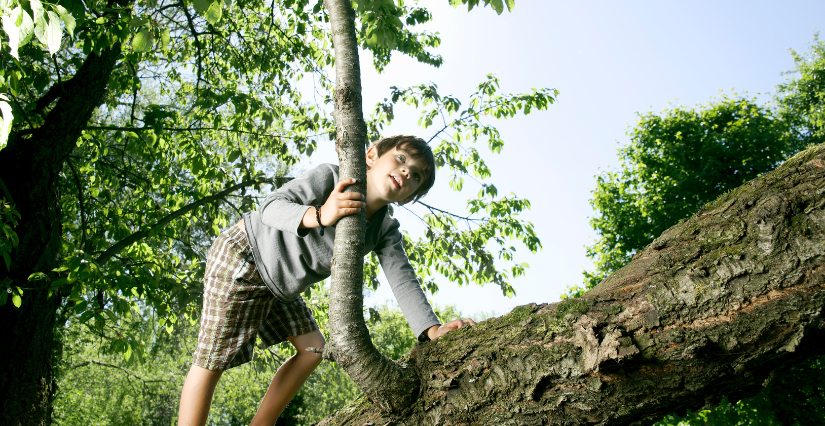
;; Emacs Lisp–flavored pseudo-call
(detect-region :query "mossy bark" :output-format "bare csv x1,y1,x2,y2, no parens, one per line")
317,144,825,426
324,0,419,413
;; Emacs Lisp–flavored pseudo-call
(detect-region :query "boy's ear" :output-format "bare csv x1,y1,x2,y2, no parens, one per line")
397,196,415,207
366,146,377,166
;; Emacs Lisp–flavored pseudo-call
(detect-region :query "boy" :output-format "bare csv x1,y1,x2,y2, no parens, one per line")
178,135,475,426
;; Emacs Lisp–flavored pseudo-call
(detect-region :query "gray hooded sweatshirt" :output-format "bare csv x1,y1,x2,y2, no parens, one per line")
243,163,440,338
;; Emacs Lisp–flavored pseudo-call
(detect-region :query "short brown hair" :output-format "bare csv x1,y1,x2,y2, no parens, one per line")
371,135,436,202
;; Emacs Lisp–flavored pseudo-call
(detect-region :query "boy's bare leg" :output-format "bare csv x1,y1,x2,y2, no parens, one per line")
178,365,224,426
250,330,325,426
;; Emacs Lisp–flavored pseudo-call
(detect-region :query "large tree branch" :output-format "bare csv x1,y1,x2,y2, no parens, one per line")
318,144,825,425
95,177,287,265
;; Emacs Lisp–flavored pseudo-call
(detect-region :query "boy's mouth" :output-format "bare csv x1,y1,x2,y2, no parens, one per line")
391,175,401,188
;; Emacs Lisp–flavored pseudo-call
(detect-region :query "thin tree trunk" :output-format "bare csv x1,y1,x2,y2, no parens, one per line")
317,144,825,425
322,0,419,412
0,45,121,426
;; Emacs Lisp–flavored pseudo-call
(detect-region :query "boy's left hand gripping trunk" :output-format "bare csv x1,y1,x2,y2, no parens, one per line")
321,0,420,413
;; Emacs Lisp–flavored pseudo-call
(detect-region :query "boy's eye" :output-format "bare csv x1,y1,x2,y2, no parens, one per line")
397,154,406,163
413,172,421,181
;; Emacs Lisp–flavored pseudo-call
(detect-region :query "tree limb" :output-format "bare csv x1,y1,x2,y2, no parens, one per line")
95,177,288,265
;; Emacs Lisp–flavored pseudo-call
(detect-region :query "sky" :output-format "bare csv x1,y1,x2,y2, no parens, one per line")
301,0,825,319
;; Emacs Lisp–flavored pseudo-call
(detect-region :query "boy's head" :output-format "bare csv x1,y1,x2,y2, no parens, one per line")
367,135,436,204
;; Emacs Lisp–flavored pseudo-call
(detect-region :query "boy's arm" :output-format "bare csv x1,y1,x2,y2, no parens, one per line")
298,178,365,229
374,217,476,341
258,164,362,235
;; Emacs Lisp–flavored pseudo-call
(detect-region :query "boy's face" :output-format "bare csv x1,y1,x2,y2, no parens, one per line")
366,146,426,206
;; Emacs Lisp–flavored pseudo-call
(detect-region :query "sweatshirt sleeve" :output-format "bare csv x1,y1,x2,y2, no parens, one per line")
259,164,337,237
374,218,441,338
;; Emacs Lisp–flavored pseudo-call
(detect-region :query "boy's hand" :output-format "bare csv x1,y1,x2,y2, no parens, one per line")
319,178,365,226
427,318,476,341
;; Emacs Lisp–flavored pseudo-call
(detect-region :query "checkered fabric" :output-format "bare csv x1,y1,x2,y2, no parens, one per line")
192,225,319,371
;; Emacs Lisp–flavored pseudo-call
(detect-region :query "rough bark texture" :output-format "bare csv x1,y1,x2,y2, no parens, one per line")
323,0,419,413
317,144,825,426
0,45,121,426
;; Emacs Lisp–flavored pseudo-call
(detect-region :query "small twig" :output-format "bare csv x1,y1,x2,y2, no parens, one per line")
417,201,483,222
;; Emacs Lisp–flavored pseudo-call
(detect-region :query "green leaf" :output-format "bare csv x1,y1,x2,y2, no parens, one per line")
193,0,211,15
505,0,515,12
11,292,21,307
79,310,94,323
17,8,35,47
1,11,21,59
30,0,45,25
131,28,153,52
28,272,48,281
54,5,75,38
205,1,222,25
50,277,68,288
0,94,12,147
128,17,148,27
45,11,62,55
160,27,170,50
0,290,6,306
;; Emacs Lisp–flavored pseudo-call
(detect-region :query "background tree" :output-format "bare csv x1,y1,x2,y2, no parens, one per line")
777,34,825,152
576,95,787,294
0,0,549,422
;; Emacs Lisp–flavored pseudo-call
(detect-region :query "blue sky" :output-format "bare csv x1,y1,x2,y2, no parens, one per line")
304,0,825,318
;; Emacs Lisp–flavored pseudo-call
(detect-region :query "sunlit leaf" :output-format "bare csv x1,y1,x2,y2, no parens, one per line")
54,5,75,37
205,1,222,25
1,11,20,58
193,0,211,15
131,28,153,52
45,11,62,55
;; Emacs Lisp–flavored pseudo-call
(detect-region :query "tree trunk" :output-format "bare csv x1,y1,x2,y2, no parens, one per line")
322,0,419,413
316,144,825,426
0,45,121,426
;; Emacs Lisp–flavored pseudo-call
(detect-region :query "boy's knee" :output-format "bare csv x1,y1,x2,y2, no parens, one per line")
290,330,325,359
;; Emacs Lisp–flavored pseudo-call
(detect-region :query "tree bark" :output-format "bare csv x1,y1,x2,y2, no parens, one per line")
316,144,825,426
0,45,121,426
323,0,419,413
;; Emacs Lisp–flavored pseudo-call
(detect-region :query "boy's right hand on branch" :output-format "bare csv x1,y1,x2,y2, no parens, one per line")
318,178,365,226
427,318,476,340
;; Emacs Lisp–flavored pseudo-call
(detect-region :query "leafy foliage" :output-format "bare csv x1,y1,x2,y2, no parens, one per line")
368,75,554,296
0,0,546,371
777,33,825,152
54,284,462,425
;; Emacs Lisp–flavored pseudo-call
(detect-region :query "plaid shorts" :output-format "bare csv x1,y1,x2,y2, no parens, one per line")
192,225,319,371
